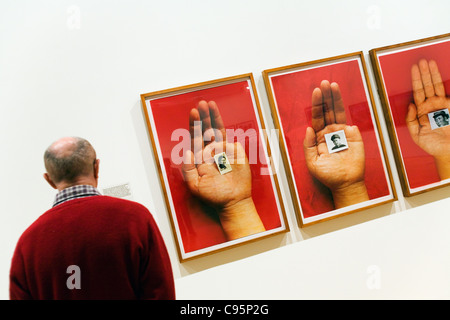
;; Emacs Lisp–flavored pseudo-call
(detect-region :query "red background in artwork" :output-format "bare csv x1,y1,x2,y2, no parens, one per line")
377,39,450,189
270,59,390,218
149,81,282,254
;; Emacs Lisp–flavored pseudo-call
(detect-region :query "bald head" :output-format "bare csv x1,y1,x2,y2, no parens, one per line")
44,137,98,187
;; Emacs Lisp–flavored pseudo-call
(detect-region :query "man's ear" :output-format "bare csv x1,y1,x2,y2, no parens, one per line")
43,173,57,189
93,159,100,180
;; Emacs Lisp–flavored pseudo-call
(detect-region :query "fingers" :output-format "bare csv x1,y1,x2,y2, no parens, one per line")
411,63,425,106
197,100,213,144
429,60,446,97
320,80,336,125
405,103,420,144
196,100,226,143
412,59,446,107
331,82,346,124
189,108,203,163
208,101,226,142
311,80,347,132
418,59,435,99
189,100,227,164
311,87,325,132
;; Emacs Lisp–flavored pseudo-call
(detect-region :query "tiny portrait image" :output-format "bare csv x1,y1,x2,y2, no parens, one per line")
325,130,349,153
214,152,232,174
370,33,450,195
262,52,396,227
428,109,450,129
141,74,288,261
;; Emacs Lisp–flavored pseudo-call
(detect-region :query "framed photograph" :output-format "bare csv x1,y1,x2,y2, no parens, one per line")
370,33,450,196
262,52,396,227
141,74,288,261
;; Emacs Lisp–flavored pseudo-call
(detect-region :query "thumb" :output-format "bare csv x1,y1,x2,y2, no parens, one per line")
406,103,420,144
303,127,319,162
181,150,199,194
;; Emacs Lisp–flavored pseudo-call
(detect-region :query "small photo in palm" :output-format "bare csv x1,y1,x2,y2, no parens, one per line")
325,130,349,154
214,152,232,175
428,109,450,130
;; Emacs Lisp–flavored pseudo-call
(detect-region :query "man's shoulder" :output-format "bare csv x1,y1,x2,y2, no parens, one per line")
18,196,153,244
95,195,145,207
87,195,151,215
55,194,147,209
34,196,150,226
74,196,158,234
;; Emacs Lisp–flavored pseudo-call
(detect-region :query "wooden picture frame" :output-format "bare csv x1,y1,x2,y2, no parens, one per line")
262,52,396,227
141,74,288,261
370,33,450,196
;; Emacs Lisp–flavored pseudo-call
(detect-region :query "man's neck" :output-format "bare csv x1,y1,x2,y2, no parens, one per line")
56,177,98,191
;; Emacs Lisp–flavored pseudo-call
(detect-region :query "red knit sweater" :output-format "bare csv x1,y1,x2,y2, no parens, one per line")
9,195,175,300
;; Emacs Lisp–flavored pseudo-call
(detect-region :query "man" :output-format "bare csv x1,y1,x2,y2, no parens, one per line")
433,110,450,127
330,133,346,150
10,137,175,300
218,155,227,170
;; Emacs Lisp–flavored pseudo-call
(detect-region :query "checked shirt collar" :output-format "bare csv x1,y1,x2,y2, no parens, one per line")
53,185,102,207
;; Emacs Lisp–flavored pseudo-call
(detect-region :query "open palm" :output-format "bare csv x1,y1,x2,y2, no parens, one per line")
406,59,450,157
183,140,252,208
181,100,265,240
303,80,366,190
181,100,252,209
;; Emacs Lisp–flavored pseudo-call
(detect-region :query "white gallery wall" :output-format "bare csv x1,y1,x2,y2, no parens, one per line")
1,0,449,300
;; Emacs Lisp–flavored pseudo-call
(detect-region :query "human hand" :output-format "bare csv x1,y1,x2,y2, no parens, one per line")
182,100,265,239
406,59,450,179
303,80,369,208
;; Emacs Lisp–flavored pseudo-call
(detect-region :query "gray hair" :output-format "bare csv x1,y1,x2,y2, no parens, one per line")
44,137,96,183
